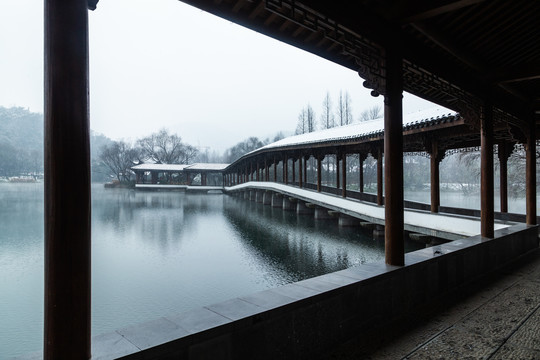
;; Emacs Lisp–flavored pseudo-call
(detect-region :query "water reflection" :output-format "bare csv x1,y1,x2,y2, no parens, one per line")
1,184,422,358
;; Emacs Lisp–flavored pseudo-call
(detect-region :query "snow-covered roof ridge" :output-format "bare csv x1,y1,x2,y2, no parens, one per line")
249,107,458,156
131,163,230,171
186,163,229,171
131,163,191,171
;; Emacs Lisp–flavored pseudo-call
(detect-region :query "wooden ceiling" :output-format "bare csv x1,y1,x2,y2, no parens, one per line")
178,0,540,135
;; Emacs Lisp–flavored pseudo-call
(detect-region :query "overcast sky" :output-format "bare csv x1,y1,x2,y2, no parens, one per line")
1,0,438,153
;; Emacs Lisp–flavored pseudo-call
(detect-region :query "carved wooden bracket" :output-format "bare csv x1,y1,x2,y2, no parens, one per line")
88,0,99,10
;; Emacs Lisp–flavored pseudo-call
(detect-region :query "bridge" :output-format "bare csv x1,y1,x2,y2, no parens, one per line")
225,181,511,241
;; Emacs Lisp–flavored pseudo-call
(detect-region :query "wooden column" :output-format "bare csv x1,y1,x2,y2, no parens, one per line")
317,156,322,192
336,155,340,189
304,156,308,184
265,159,268,181
359,154,365,193
256,162,260,181
283,155,288,184
430,141,441,213
292,158,296,184
377,149,383,206
299,156,303,188
481,103,494,238
44,0,91,358
342,154,347,197
384,44,404,266
497,142,510,213
273,157,277,182
526,121,537,225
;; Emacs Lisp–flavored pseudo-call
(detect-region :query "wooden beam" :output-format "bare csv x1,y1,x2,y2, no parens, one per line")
44,0,91,358
395,0,485,24
490,62,540,83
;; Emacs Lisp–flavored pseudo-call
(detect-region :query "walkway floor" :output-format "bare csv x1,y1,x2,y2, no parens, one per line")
226,182,510,240
321,248,540,359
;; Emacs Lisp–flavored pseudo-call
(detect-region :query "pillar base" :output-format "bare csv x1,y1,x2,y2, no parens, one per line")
338,214,360,227
282,197,296,211
262,192,272,205
271,193,283,208
314,207,333,220
297,201,314,215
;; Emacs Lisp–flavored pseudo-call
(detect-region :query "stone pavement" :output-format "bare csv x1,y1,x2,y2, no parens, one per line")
322,248,540,360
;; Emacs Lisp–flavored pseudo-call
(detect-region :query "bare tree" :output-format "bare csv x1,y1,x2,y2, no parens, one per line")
138,129,197,164
344,91,353,125
336,90,353,126
99,141,141,182
296,108,307,135
359,105,382,121
224,137,266,163
320,92,335,129
306,104,316,132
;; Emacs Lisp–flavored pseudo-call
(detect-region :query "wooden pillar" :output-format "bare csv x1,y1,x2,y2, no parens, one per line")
359,154,365,193
481,103,494,238
336,155,340,189
498,142,509,213
284,155,288,184
384,44,404,266
292,158,296,184
317,157,322,192
299,156,303,188
526,121,537,225
264,159,268,181
273,157,277,182
44,0,91,358
377,149,383,206
304,156,308,184
256,162,260,181
430,141,440,213
342,154,347,197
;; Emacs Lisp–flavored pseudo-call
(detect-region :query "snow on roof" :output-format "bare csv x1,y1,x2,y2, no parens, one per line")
131,163,190,171
253,107,457,154
131,163,230,172
186,163,230,171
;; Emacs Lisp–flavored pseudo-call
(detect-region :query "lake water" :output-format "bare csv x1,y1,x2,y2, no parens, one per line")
1,184,427,358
